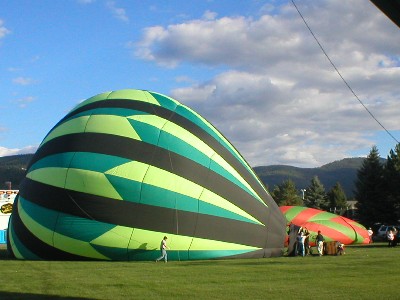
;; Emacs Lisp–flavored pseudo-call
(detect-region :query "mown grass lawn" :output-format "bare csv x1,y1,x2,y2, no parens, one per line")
0,243,398,299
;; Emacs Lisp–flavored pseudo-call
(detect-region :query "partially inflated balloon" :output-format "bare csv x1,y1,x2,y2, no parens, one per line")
280,206,369,245
8,89,286,260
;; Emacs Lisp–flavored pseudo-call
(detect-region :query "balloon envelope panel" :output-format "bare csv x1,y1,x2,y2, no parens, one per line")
280,206,369,245
8,89,286,260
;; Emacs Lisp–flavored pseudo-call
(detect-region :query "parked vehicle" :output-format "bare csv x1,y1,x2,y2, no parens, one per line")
376,225,400,240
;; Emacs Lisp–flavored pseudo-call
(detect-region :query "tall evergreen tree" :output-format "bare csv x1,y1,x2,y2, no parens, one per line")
271,179,303,206
355,146,389,226
384,143,400,223
327,182,347,214
304,176,328,209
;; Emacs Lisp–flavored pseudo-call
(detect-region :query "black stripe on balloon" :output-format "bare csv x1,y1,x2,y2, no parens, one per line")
49,97,270,206
9,199,95,261
28,133,270,224
20,178,269,248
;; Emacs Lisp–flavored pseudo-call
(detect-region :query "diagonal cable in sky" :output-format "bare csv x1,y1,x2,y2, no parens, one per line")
291,0,399,144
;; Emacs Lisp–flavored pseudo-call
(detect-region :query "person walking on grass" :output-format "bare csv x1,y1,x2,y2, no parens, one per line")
156,236,169,263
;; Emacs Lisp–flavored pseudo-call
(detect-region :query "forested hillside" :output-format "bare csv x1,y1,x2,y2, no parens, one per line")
253,158,368,198
0,154,32,190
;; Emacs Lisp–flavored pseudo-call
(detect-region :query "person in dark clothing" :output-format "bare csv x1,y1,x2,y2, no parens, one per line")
315,231,324,256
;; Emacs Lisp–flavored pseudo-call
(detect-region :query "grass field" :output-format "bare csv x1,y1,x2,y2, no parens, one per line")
0,243,398,299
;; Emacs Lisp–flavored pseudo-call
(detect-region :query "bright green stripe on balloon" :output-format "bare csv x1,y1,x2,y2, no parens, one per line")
143,163,262,225
26,167,68,189
128,114,263,203
127,229,259,251
190,235,259,251
65,169,122,199
52,232,111,260
140,182,260,223
107,161,262,225
173,102,255,176
70,91,112,112
308,212,337,222
151,91,252,173
313,220,355,237
41,115,90,146
27,167,122,200
283,206,307,221
42,115,141,146
89,226,134,249
107,89,160,106
85,114,141,139
107,173,261,224
129,228,192,251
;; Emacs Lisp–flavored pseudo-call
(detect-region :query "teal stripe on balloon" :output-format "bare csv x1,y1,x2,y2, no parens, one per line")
90,244,131,260
148,91,179,111
28,152,75,172
130,120,260,200
28,152,131,174
188,249,255,260
8,219,41,260
19,196,117,242
18,196,58,232
107,174,260,224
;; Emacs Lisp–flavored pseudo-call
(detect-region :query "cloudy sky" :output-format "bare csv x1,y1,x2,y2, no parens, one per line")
1,0,399,168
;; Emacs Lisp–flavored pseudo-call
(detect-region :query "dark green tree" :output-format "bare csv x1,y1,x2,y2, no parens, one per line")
355,146,389,226
384,143,400,223
271,179,303,206
327,182,347,214
304,176,328,209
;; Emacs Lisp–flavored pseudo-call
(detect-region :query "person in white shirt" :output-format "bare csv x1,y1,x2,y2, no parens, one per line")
156,236,169,262
367,228,373,243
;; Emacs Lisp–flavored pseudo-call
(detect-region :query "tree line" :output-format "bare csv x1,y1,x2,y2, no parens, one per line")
270,144,400,227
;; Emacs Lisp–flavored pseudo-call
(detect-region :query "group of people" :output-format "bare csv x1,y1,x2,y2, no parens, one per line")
295,227,325,257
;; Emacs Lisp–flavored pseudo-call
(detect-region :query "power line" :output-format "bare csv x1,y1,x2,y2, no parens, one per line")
291,0,399,144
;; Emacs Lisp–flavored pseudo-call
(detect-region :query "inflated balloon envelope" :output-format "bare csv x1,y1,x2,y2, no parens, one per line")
8,89,286,260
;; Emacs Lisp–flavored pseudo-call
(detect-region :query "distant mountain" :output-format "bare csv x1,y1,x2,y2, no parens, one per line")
0,154,369,198
254,158,370,199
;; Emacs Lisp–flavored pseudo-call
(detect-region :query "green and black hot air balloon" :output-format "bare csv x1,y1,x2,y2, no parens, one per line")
8,89,286,261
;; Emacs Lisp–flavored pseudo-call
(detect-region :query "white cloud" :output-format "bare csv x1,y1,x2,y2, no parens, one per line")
0,145,37,157
13,96,35,108
135,0,400,167
77,0,96,4
106,1,129,23
12,77,37,85
0,19,10,38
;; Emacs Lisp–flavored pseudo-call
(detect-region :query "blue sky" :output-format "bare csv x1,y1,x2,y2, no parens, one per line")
1,0,399,167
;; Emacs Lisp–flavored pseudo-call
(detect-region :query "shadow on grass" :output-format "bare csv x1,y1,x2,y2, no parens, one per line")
0,292,93,299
